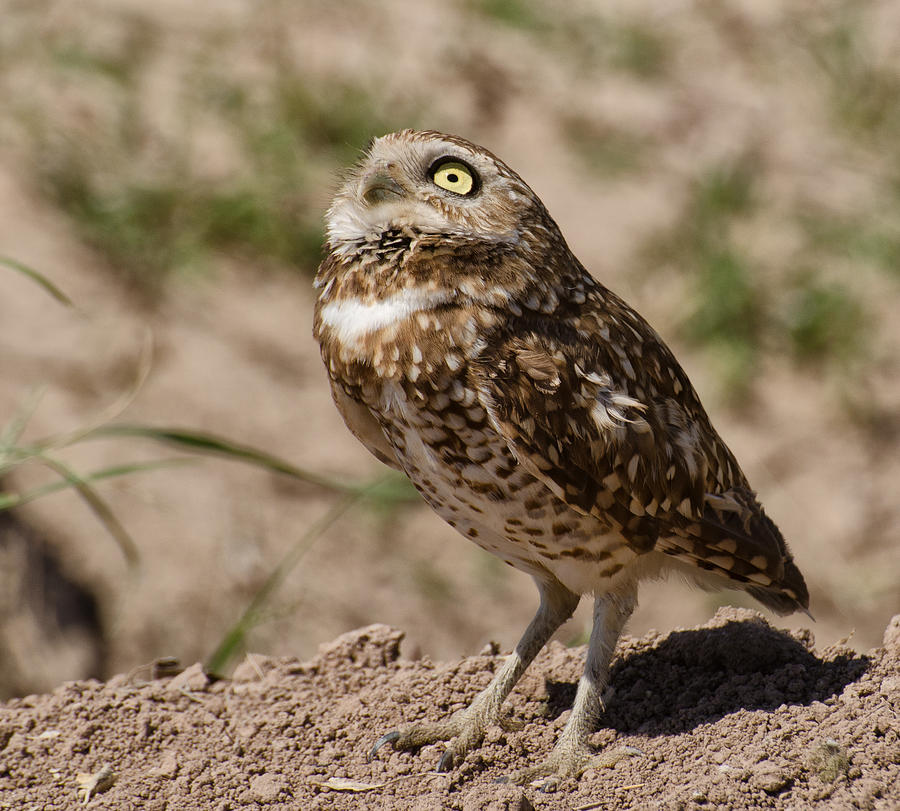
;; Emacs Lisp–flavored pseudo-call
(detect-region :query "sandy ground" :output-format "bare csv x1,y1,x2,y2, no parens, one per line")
1,3,899,806
1,609,897,809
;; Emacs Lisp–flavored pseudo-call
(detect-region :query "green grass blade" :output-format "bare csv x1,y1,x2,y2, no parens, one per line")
359,469,421,509
205,492,361,675
0,386,46,457
0,458,189,511
85,423,360,493
1,255,74,306
34,332,154,453
33,452,140,565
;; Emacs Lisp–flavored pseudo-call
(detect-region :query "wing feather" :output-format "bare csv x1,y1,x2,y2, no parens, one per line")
470,323,808,613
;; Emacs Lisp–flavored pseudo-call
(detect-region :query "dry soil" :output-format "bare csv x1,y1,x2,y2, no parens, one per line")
2,608,898,809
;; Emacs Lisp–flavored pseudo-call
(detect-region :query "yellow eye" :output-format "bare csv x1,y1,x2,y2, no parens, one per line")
431,160,476,195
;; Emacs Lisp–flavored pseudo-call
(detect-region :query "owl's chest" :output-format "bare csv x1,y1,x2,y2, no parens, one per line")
318,290,503,467
325,331,636,594
373,377,549,557
367,377,624,581
371,373,512,484
357,368,511,503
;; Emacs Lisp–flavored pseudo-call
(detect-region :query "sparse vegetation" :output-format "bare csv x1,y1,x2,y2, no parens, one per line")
473,0,671,79
11,11,420,298
562,115,648,177
640,157,767,398
640,138,884,400
800,8,900,147
784,275,866,365
471,0,543,30
2,0,898,696
3,259,419,674
798,212,900,279
606,21,670,79
682,247,763,396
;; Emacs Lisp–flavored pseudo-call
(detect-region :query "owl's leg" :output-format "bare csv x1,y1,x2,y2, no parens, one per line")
370,576,579,771
502,584,638,786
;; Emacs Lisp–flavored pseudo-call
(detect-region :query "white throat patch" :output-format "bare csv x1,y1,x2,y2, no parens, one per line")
319,287,451,346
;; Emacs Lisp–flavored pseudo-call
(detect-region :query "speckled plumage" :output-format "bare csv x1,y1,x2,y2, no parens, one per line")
313,130,809,782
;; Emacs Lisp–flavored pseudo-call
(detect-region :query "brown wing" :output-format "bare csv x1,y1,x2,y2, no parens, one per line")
470,319,808,614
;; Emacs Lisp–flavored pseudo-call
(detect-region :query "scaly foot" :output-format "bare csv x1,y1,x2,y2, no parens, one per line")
369,583,583,774
498,741,642,788
370,703,512,771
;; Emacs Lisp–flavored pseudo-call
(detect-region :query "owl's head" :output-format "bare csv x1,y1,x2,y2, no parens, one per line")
326,130,545,254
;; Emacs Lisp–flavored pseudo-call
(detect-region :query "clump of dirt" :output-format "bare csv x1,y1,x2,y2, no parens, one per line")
1,608,897,809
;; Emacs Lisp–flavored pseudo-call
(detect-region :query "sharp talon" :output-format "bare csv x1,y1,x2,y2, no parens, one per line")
437,748,456,772
369,730,401,761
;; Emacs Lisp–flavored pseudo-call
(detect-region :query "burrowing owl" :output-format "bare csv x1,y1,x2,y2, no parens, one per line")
313,129,808,783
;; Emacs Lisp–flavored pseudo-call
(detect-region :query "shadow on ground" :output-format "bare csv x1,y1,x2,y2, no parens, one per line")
544,615,868,735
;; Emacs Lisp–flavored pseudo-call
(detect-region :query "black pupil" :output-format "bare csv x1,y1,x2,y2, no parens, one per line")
446,173,459,183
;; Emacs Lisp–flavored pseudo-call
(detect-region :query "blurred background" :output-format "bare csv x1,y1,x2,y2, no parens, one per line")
1,0,898,698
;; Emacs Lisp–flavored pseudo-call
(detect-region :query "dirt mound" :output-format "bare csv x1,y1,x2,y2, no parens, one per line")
1,608,897,809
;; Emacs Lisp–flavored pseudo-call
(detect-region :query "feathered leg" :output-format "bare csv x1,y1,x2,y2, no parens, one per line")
503,583,638,786
371,575,580,770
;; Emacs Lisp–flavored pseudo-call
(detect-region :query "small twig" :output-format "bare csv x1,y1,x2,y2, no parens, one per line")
35,329,154,452
245,652,267,681
75,764,115,804
309,772,450,793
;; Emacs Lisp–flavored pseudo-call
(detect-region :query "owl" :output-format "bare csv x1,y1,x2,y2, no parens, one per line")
313,129,808,784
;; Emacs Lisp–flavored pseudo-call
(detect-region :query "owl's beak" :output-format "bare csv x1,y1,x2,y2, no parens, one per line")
360,170,405,206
